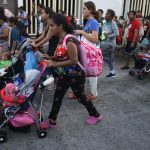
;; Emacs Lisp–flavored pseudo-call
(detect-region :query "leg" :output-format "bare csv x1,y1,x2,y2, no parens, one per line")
105,49,116,77
124,54,130,67
69,72,100,117
48,77,69,122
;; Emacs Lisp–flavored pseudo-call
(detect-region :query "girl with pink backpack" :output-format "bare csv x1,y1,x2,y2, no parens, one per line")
40,13,102,129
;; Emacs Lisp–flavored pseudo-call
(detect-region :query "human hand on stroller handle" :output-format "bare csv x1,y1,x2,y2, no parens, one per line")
46,60,54,67
43,54,50,59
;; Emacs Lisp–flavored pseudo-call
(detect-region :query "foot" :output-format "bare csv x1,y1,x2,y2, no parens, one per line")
120,66,129,69
86,94,97,101
40,120,56,129
68,93,77,99
86,115,102,125
106,73,116,78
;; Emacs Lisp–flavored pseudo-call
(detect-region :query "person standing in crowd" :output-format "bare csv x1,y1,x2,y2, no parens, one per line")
40,13,102,129
68,1,99,101
97,9,104,42
17,6,30,38
136,10,144,41
97,9,104,23
8,17,21,55
121,11,141,69
32,3,45,38
0,14,10,59
101,9,119,77
0,7,14,18
31,7,54,48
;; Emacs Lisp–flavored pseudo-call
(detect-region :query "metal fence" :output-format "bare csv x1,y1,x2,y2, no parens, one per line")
23,0,83,36
122,0,150,17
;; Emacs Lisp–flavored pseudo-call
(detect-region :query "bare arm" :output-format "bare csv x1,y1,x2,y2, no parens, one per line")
35,27,52,47
132,29,139,44
0,28,9,40
11,41,17,54
34,31,45,43
76,30,98,43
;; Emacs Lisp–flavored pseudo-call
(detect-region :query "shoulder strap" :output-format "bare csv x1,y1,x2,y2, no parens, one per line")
62,34,74,47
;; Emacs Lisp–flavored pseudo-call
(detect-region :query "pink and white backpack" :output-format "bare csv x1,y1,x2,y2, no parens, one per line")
62,34,103,77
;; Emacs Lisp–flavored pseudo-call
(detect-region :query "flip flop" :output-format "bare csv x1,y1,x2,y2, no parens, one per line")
86,94,96,101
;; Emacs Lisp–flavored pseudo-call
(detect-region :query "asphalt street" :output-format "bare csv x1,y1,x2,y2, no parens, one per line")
1,55,150,150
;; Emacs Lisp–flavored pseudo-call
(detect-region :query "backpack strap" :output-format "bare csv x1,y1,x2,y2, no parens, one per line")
62,34,86,73
62,34,74,47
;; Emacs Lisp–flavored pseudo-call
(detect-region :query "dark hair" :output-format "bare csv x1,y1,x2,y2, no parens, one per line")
119,16,124,20
8,17,18,25
58,10,63,14
98,9,103,14
145,16,150,20
62,11,66,15
45,7,55,17
137,10,142,13
117,23,123,28
0,14,7,22
84,1,99,20
0,7,4,15
50,13,74,34
107,9,115,18
38,4,45,9
128,11,136,16
19,6,24,10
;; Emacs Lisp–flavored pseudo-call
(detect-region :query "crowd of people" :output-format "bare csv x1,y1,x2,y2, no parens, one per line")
0,1,150,129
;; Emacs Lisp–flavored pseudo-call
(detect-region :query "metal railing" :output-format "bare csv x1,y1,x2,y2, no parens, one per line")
23,0,83,36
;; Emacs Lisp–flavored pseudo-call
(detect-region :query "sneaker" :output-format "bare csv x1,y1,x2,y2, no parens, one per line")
106,73,116,78
40,120,56,129
120,66,129,69
86,115,102,125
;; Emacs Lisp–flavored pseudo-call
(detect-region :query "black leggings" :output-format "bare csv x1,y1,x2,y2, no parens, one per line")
49,71,100,120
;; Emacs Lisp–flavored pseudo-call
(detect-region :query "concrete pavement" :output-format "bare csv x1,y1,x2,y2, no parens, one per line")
1,55,150,150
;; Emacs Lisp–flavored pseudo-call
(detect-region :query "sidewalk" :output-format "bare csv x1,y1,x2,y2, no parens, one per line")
1,55,150,150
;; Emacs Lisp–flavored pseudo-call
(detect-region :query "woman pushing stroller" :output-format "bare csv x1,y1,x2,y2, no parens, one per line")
40,13,102,128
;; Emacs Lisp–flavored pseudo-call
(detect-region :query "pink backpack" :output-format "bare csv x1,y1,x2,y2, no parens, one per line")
63,34,103,77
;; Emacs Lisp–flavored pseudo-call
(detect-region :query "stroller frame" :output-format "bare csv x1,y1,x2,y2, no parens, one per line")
0,39,48,143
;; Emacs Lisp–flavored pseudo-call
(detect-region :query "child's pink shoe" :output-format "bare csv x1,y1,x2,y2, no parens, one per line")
40,120,56,129
86,115,102,125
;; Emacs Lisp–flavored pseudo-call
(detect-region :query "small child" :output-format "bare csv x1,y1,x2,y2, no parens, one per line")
0,51,12,69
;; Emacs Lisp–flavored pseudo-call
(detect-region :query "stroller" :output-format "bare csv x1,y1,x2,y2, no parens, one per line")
0,39,52,143
129,38,150,80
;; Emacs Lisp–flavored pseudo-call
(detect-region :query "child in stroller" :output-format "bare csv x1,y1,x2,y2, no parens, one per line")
0,38,53,143
129,37,150,80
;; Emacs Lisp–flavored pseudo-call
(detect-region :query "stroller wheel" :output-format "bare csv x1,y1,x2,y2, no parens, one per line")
129,70,135,76
37,129,47,138
138,75,144,80
0,131,7,143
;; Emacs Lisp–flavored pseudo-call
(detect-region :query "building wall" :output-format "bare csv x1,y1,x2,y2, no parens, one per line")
23,0,84,35
0,0,18,15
